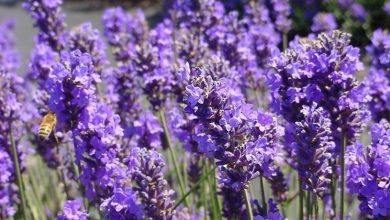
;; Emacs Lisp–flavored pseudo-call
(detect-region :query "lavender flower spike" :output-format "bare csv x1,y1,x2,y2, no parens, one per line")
311,12,338,33
128,147,176,219
0,20,28,219
271,0,292,34
68,22,109,76
347,120,390,218
23,0,66,50
101,186,144,220
293,104,334,195
57,200,88,220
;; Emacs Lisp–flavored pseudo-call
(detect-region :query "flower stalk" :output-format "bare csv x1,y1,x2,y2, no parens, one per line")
10,128,27,220
158,109,188,206
242,188,254,220
340,134,347,220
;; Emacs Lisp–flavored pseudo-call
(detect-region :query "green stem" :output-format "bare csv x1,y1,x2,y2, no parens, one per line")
299,180,304,220
174,166,217,210
10,128,27,220
242,189,254,220
56,169,70,200
159,109,188,206
260,176,267,213
330,160,337,218
313,193,319,220
208,159,222,220
340,135,347,220
283,33,288,51
307,192,311,220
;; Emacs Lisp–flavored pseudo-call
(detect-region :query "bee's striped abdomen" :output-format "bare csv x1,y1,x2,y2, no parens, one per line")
38,125,52,139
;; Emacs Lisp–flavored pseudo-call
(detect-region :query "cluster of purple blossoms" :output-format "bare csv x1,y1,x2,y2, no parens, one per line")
130,111,163,150
101,186,144,220
56,200,88,220
269,30,369,151
240,2,280,90
269,0,292,34
337,0,367,21
253,199,284,220
68,22,108,77
0,148,15,218
46,50,123,201
136,20,175,111
288,104,335,195
46,50,98,131
0,20,28,219
311,12,338,33
173,0,280,96
179,62,287,206
102,7,148,64
219,186,247,219
102,7,163,154
269,30,370,198
127,147,176,219
23,0,66,51
366,29,390,122
28,43,59,90
385,1,390,14
347,120,390,218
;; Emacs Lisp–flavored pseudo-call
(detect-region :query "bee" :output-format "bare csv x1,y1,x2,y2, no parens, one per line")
38,112,59,143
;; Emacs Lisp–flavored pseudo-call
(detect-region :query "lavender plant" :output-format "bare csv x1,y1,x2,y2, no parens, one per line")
347,120,390,218
269,30,370,218
0,20,29,220
3,0,390,219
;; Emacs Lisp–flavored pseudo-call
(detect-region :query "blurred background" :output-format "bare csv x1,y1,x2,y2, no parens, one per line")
0,0,164,72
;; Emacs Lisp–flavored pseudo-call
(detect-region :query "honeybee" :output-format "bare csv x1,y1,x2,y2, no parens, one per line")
38,112,59,143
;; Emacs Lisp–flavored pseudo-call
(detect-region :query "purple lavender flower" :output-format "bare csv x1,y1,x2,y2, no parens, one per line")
220,186,246,219
172,0,225,33
105,66,142,137
338,0,354,10
68,22,108,76
311,13,338,33
23,0,66,50
133,20,175,111
169,106,199,153
127,147,176,219
101,186,144,220
269,31,370,151
269,0,292,34
46,49,124,201
0,20,20,73
28,43,59,89
347,120,390,217
0,148,15,218
131,111,163,150
180,62,286,195
291,104,335,195
366,29,390,72
46,50,98,130
72,101,124,201
366,29,390,122
240,2,280,90
0,21,28,219
350,3,367,21
385,1,390,14
56,200,88,220
253,199,284,220
102,7,148,63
